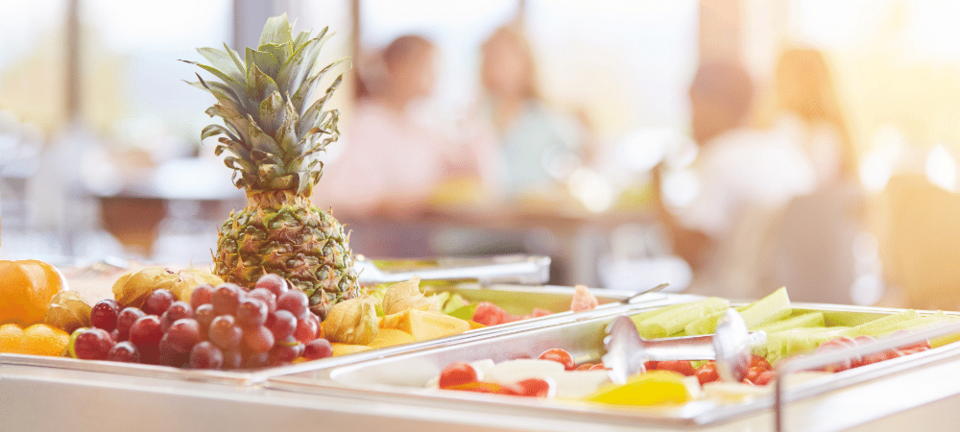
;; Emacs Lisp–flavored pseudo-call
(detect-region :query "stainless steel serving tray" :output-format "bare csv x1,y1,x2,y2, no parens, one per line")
0,284,685,386
266,302,960,428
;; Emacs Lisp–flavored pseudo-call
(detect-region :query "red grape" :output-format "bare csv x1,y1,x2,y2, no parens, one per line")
190,284,214,309
115,307,146,341
160,301,194,332
293,315,319,344
302,339,333,360
255,274,288,298
242,325,275,354
158,337,188,367
74,328,115,360
222,349,243,369
212,284,244,315
208,315,243,351
107,341,141,363
269,342,300,363
267,310,297,340
236,298,268,328
143,289,176,315
129,315,163,351
189,341,224,370
110,329,119,342
194,304,215,330
91,299,121,331
247,288,277,313
277,290,308,317
242,352,270,369
165,319,201,353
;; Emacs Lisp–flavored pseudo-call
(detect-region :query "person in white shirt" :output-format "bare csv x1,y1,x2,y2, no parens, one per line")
658,61,817,298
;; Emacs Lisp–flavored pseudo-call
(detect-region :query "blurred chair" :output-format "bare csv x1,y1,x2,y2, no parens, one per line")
760,185,866,305
879,174,960,310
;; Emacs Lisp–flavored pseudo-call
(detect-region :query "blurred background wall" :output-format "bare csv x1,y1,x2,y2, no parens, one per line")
2,0,960,310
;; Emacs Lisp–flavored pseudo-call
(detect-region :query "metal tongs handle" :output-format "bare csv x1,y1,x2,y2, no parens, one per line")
355,255,551,285
774,320,960,432
602,309,767,385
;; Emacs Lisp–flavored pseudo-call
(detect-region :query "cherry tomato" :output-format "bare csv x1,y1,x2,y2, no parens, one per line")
439,362,480,389
752,370,775,386
695,361,720,386
656,360,696,376
816,338,856,372
538,348,576,371
749,355,771,371
644,360,659,371
515,378,555,398
743,365,765,384
575,363,595,371
890,330,931,353
589,363,607,371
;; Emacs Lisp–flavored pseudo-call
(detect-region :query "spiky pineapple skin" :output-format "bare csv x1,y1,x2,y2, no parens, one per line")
215,194,358,319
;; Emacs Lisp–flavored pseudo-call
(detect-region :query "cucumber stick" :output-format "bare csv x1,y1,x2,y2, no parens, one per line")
740,287,792,329
840,310,920,338
635,297,729,339
754,312,825,333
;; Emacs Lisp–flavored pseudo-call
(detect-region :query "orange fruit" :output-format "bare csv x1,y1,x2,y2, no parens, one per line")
0,259,68,326
18,323,70,356
0,323,25,353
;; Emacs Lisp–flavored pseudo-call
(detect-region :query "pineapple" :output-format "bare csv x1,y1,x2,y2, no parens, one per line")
185,14,358,318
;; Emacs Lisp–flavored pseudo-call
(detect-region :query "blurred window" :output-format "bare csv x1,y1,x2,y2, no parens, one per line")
526,0,699,137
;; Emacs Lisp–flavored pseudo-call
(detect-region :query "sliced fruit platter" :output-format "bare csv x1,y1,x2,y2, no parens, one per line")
268,287,960,426
0,255,660,384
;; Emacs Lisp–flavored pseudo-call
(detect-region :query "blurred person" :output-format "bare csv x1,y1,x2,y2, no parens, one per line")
478,25,586,199
759,49,873,305
317,35,494,217
658,61,816,298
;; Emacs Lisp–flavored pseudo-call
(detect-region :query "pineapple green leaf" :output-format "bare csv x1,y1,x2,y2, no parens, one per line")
294,172,311,195
246,64,280,104
223,43,246,75
190,73,250,114
196,47,245,83
278,38,318,94
258,91,286,136
245,48,281,81
181,60,247,97
224,156,257,175
293,30,313,50
245,114,285,156
215,139,252,161
291,59,346,114
297,74,342,138
260,42,293,70
293,32,334,92
201,124,239,143
259,13,293,47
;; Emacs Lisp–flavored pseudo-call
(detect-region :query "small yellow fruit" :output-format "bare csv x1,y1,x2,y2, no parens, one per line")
17,323,70,357
331,343,373,357
380,310,470,341
0,323,25,353
367,328,416,349
584,370,690,406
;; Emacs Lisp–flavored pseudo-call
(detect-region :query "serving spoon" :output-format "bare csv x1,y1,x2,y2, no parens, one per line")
601,308,766,384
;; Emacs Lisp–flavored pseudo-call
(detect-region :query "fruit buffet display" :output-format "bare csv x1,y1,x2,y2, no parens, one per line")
419,287,956,407
7,15,960,431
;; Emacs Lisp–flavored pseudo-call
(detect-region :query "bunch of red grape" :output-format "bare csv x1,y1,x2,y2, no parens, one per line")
72,274,334,369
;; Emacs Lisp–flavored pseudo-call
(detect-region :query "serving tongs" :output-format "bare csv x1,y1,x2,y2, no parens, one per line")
354,255,551,286
602,309,767,384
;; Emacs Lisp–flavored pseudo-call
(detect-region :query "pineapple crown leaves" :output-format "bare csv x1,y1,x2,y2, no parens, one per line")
183,14,349,196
